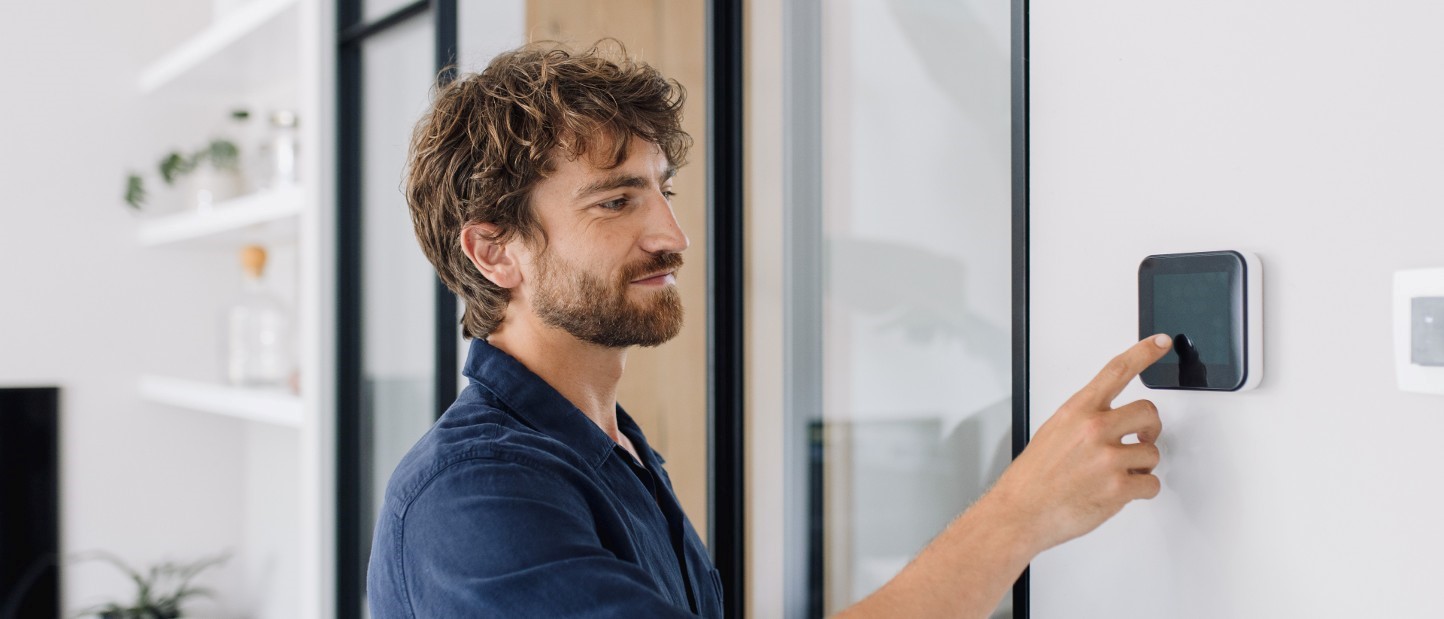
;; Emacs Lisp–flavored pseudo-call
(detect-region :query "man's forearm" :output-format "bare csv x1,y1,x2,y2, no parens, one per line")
834,491,1040,619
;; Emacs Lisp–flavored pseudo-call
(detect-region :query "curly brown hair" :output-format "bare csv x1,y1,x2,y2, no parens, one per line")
406,40,692,339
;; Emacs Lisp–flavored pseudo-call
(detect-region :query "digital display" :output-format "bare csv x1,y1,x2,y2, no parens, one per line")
1139,250,1254,391
1154,272,1233,366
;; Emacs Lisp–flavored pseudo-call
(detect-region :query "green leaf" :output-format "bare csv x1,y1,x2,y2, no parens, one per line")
158,152,193,185
123,174,146,210
206,139,240,170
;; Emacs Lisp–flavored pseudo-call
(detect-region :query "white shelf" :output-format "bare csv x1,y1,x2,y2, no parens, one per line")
139,375,303,428
137,0,300,96
137,186,303,247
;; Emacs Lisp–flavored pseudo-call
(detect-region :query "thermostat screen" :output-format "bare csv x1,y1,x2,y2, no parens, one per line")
1154,272,1233,365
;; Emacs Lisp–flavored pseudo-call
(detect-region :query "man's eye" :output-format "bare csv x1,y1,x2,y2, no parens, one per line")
598,197,629,211
662,190,677,200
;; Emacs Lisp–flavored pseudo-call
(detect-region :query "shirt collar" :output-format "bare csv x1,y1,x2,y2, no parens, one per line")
462,337,645,469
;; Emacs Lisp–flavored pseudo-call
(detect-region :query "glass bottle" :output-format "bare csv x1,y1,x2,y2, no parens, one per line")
225,245,293,388
259,110,300,189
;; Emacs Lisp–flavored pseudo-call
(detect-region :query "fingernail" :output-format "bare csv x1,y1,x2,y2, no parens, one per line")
1154,334,1172,348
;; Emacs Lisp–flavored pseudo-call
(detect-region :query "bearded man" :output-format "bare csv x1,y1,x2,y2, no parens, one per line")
368,42,1172,618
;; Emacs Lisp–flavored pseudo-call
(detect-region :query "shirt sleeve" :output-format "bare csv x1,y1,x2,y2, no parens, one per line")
375,454,699,618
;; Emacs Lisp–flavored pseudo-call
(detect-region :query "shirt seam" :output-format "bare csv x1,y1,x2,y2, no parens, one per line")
396,448,573,521
471,379,614,470
397,506,415,619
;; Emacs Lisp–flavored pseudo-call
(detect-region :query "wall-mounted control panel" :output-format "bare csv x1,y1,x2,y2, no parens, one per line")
1139,250,1264,391
1395,267,1444,395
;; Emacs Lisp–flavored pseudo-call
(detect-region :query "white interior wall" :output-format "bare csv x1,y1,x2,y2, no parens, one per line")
0,2,290,615
1028,1,1444,616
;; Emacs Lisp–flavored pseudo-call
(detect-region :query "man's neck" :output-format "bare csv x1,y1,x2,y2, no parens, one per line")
485,314,628,443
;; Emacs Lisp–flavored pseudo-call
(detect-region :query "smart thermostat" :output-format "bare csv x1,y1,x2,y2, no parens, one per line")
1394,267,1444,395
1138,250,1263,391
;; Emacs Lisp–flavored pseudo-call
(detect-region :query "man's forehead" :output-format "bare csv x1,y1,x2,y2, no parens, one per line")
553,137,671,189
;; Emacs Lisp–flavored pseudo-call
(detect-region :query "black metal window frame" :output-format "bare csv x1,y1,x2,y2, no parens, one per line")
335,1,457,616
1011,0,1031,615
708,1,746,618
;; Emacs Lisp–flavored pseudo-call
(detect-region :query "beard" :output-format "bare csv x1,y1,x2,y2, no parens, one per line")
531,249,685,348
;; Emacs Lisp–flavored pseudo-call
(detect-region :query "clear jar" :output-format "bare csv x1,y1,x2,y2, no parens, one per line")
224,245,293,388
259,110,300,189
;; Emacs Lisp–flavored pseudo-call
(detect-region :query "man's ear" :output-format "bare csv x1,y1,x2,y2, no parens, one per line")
459,223,522,289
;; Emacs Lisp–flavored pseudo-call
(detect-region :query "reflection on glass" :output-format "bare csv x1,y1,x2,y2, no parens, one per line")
806,0,1012,615
362,0,422,24
358,14,438,605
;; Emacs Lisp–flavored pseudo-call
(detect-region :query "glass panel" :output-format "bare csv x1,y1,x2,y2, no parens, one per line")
457,0,525,74
358,11,436,592
363,0,420,24
454,1,525,386
794,0,1013,615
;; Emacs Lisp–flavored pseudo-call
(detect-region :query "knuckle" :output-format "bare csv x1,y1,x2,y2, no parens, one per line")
1104,446,1128,469
1103,357,1132,382
1108,472,1130,497
1141,475,1162,498
1083,414,1110,438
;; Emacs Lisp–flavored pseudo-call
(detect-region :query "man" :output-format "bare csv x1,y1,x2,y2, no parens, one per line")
368,42,1170,618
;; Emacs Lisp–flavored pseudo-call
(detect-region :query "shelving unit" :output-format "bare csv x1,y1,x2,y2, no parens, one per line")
137,0,301,96
129,1,330,618
139,375,303,428
136,186,303,247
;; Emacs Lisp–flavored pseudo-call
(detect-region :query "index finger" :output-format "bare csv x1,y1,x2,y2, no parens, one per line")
1072,334,1173,409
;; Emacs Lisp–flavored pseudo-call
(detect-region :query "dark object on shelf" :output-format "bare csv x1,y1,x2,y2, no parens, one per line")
0,387,60,619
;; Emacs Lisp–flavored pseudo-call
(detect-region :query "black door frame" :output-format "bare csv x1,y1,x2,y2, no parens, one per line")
335,1,457,616
708,1,746,617
1011,0,1032,614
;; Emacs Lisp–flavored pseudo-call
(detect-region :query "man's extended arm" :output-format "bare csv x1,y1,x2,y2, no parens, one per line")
837,335,1172,618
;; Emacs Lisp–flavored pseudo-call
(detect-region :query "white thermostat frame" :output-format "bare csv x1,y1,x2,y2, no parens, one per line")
1394,267,1444,395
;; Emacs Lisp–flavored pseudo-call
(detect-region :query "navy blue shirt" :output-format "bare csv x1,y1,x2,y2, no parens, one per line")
367,338,723,618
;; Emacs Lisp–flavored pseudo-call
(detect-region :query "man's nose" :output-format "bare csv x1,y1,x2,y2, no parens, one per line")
640,192,689,255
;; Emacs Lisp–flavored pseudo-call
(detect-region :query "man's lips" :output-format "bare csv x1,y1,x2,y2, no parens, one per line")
630,270,676,285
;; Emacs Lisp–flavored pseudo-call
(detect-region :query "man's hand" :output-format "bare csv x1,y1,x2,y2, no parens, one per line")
991,334,1173,553
836,335,1174,619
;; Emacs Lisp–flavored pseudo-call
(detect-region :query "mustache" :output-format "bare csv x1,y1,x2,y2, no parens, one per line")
623,252,685,282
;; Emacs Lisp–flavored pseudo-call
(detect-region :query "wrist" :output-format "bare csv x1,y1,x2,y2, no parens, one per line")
971,481,1051,561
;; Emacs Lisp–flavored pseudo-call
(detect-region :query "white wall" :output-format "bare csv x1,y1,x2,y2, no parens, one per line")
0,2,276,615
1029,1,1444,616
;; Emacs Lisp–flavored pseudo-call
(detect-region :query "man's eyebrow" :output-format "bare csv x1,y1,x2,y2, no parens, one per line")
574,167,679,200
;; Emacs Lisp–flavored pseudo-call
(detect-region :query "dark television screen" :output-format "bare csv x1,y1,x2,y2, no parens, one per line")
0,387,59,619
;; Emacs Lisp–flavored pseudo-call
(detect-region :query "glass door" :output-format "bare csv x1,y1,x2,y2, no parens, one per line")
776,0,1016,615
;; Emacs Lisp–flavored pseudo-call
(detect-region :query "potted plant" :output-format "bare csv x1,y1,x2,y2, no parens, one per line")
123,109,249,211
73,552,229,619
